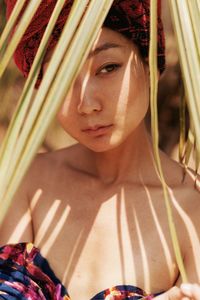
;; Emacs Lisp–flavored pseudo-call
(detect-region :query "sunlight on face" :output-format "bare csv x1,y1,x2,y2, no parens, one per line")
109,50,148,145
109,51,133,145
55,27,149,152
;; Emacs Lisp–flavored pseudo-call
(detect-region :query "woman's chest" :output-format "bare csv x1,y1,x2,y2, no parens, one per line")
32,186,179,299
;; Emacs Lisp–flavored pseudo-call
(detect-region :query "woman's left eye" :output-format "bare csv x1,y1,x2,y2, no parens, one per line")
96,63,121,75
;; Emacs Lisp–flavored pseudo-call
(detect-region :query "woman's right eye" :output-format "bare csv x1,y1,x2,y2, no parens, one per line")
96,63,121,75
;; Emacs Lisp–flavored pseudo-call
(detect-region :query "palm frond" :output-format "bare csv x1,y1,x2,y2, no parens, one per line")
0,0,114,225
0,0,69,168
168,0,200,173
150,0,187,282
0,0,199,284
179,92,186,164
0,0,43,77
184,129,195,168
0,0,26,51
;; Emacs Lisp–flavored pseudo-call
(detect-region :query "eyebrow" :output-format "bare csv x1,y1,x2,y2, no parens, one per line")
43,43,123,65
88,42,123,58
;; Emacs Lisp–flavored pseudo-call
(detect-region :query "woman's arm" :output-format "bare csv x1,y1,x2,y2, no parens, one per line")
0,169,34,246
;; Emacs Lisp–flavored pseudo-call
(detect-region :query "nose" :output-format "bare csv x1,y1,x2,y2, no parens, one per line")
78,95,102,115
76,74,102,115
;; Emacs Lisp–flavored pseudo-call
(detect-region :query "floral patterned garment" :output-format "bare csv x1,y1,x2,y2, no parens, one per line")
0,243,163,300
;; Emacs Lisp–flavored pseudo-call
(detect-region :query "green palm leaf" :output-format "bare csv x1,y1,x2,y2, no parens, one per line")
0,0,43,77
0,0,199,284
0,0,114,224
169,0,200,173
149,0,188,283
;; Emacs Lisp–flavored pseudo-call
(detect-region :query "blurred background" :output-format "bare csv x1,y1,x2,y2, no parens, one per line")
0,1,190,163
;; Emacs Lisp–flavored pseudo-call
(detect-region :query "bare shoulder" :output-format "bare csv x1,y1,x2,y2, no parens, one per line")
174,166,200,224
159,150,200,226
0,144,80,246
171,168,200,283
159,152,200,281
33,142,81,167
32,143,81,170
167,159,200,214
26,143,84,193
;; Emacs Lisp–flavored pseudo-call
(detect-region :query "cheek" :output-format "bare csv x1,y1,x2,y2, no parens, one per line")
57,112,78,140
58,89,74,118
56,110,64,125
56,103,73,132
56,112,68,133
56,88,76,126
128,64,149,115
56,97,81,140
128,82,149,122
115,70,149,132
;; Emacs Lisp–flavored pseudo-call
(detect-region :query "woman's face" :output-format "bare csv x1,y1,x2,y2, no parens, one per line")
56,27,149,152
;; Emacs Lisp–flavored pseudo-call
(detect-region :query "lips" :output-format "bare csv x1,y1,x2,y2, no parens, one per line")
82,124,113,136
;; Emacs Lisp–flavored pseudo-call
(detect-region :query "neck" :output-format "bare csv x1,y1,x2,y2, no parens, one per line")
85,122,156,185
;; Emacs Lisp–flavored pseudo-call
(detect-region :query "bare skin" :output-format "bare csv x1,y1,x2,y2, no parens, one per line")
0,28,200,300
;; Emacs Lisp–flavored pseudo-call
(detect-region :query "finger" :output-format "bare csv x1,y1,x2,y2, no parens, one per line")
168,286,183,300
180,284,193,298
192,284,200,300
155,286,184,300
181,284,200,300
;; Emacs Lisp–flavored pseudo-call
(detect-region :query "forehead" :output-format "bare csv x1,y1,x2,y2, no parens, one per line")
91,27,132,51
87,27,141,60
44,27,134,64
93,27,129,47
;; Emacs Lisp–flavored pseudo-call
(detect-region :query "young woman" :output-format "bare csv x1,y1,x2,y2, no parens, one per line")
0,1,200,299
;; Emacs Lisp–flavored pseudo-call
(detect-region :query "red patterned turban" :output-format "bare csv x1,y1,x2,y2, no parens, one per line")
5,0,165,87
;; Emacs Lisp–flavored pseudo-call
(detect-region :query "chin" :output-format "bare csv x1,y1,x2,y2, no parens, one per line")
72,129,127,152
86,145,117,153
83,137,125,153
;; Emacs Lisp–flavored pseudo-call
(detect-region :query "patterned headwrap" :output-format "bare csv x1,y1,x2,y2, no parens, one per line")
5,0,165,87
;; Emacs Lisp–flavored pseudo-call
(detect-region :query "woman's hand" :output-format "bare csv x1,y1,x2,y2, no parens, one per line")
180,283,200,300
156,284,200,300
